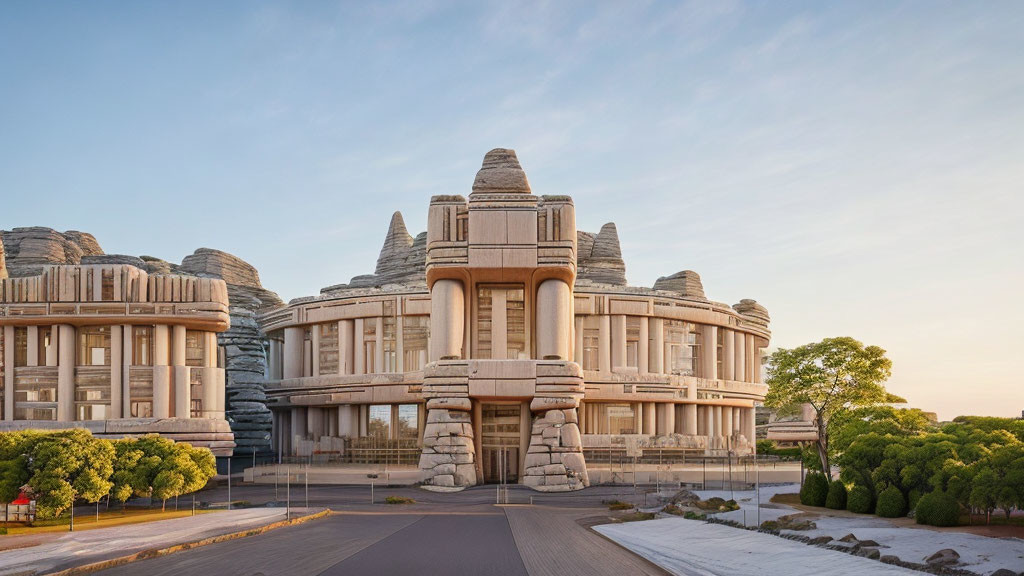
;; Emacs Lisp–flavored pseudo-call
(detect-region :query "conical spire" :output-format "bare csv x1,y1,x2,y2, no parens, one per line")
471,148,531,194
0,234,6,280
375,211,414,275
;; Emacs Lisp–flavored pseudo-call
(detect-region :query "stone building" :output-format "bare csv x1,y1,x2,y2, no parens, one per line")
0,261,235,456
262,149,771,491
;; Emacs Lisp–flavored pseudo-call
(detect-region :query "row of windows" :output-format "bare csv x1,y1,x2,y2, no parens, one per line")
0,326,209,368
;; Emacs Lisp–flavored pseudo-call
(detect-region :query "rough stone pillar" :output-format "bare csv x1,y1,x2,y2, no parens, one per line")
338,404,358,437
110,326,123,419
57,324,76,422
722,328,735,381
26,326,38,367
610,315,626,369
523,400,588,492
701,325,717,380
283,327,305,379
735,332,746,383
172,325,189,419
649,318,664,374
122,326,132,418
536,279,572,360
153,325,170,419
684,403,698,435
419,361,475,490
598,315,611,372
429,280,464,361
3,326,15,420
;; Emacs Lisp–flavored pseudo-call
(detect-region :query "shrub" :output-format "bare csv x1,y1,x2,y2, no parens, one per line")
385,496,415,505
800,473,829,507
847,485,874,514
605,500,633,511
907,489,922,512
916,490,960,527
875,486,906,518
825,480,847,510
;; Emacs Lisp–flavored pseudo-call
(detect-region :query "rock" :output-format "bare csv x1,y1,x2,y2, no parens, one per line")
653,271,706,299
733,299,770,331
855,548,881,560
1,227,102,276
856,539,881,548
471,148,531,194
838,533,859,543
988,569,1017,576
809,536,833,545
880,555,900,565
576,223,627,286
925,549,960,566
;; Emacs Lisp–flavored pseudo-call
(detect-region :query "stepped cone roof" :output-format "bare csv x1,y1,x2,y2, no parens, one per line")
471,148,531,194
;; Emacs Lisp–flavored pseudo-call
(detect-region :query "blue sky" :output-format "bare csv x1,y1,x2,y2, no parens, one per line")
1,1,1021,420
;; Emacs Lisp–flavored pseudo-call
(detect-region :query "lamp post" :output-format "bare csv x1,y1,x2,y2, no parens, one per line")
227,456,232,511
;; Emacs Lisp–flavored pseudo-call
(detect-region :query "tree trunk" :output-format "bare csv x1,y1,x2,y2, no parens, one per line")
162,499,166,512
815,414,830,480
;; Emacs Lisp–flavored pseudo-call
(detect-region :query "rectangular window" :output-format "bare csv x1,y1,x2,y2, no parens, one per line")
397,404,418,439
185,330,204,367
582,316,600,370
318,323,339,375
13,327,28,367
476,287,493,359
368,405,390,439
382,302,397,373
716,328,724,379
77,326,111,366
599,403,636,435
625,317,641,368
132,326,153,366
75,388,110,421
665,320,696,376
505,288,526,360
37,327,52,366
402,316,429,371
363,318,377,373
131,401,153,418
101,269,114,301
475,285,526,360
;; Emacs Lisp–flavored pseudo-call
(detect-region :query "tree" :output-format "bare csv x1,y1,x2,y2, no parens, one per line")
24,429,113,519
765,337,895,479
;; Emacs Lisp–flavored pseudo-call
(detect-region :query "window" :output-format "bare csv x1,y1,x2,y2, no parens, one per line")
101,269,114,301
382,301,397,373
716,328,724,378
37,327,52,365
363,318,377,373
475,285,527,360
598,404,636,435
77,326,111,366
76,389,109,420
185,330,204,367
132,326,153,365
402,316,429,371
13,327,27,367
318,323,339,375
368,405,390,439
625,317,641,368
397,404,418,439
581,316,600,370
665,320,696,376
131,401,152,418
191,398,203,418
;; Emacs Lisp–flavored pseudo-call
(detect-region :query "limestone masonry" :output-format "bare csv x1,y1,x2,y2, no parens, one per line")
0,149,770,489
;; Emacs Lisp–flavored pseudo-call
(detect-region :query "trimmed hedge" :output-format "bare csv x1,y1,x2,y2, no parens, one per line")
825,480,847,510
847,485,874,514
876,486,907,518
907,489,922,513
916,490,960,527
800,472,829,507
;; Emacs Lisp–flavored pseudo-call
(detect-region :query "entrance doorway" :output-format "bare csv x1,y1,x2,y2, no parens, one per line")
480,403,521,484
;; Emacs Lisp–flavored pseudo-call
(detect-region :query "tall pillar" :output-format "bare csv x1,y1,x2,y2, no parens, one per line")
722,406,733,442
643,402,656,435
429,279,464,361
753,341,764,383
172,325,189,419
747,406,756,447
3,326,14,420
598,315,611,372
722,328,735,381
308,407,324,439
354,319,365,374
45,325,58,366
610,315,626,369
268,337,282,380
290,406,306,454
745,334,757,382
26,326,38,367
283,326,304,379
338,320,354,375
684,404,698,435
661,403,675,436
574,317,583,366
374,317,384,372
311,326,321,377
153,325,170,419
706,405,716,440
57,324,76,422
701,325,717,380
735,332,746,383
638,317,649,373
536,279,572,360
122,326,132,418
649,318,664,374
110,326,123,419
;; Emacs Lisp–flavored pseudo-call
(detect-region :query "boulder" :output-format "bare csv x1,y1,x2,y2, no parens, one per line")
925,549,960,566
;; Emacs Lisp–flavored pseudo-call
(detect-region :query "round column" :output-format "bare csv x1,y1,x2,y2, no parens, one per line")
429,279,464,361
536,279,571,360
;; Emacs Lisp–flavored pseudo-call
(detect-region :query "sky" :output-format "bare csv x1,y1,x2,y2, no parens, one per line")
1,1,1021,420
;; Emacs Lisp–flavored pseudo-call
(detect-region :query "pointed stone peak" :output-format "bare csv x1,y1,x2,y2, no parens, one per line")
472,148,531,194
653,270,706,299
0,236,7,279
576,222,627,286
375,211,415,275
592,223,622,259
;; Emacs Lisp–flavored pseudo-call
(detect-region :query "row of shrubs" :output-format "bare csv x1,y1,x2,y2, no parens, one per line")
800,472,960,526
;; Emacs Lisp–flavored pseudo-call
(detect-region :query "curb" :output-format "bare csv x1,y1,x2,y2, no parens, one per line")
47,509,332,576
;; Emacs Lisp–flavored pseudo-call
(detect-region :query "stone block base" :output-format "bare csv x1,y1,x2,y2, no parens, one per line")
522,407,589,492
418,408,477,489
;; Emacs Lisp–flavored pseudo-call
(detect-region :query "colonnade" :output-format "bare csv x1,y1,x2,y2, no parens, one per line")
577,400,757,446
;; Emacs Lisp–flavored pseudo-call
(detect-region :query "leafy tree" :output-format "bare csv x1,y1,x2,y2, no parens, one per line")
800,472,829,507
24,429,113,519
765,337,895,479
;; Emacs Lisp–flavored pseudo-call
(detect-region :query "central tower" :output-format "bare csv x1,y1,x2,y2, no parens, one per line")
418,149,588,491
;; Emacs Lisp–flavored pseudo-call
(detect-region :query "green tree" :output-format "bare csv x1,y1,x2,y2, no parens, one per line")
765,337,896,479
24,429,113,519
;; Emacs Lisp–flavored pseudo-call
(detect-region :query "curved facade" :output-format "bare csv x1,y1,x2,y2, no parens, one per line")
0,264,235,455
262,149,770,491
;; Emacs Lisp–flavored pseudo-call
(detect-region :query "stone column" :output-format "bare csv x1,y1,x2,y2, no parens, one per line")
643,402,656,435
311,325,321,377
706,405,716,443
746,406,757,450
523,395,588,492
3,326,14,420
429,279,464,361
152,325,170,419
598,315,611,372
395,316,404,372
307,407,324,440
374,317,383,372
638,317,649,373
339,320,354,375
722,328,735,381
574,317,583,366
26,326,38,367
722,407,733,443
684,404,698,435
735,332,746,383
701,325,717,380
45,326,58,366
110,326,123,419
661,403,675,436
172,325,189,419
610,315,626,369
268,337,282,380
283,327,304,380
122,326,132,418
57,324,76,422
536,279,572,360
338,404,358,438
649,318,664,374
753,342,764,383
745,334,757,382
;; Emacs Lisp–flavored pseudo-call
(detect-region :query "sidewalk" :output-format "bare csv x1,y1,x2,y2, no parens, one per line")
0,508,297,575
